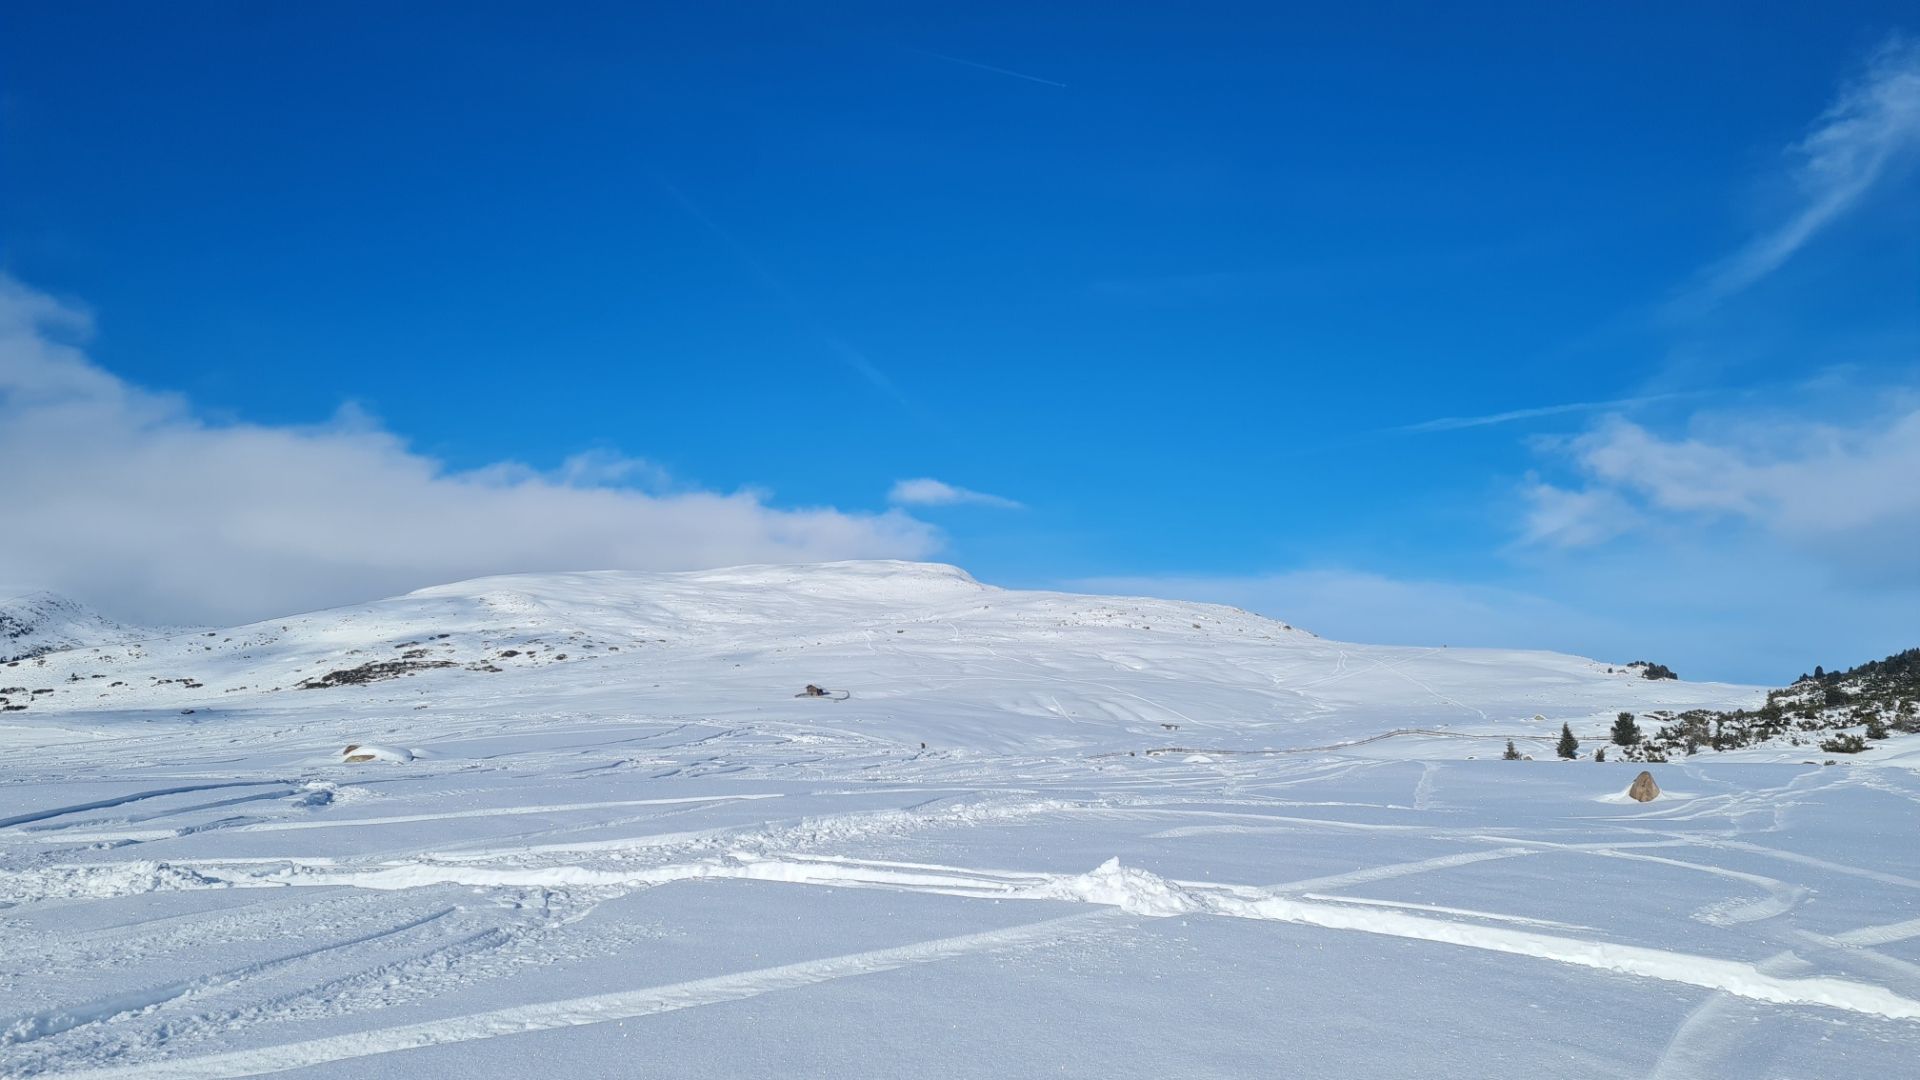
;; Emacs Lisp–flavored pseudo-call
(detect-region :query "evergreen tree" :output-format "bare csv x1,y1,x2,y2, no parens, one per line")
1821,732,1866,754
1502,739,1521,761
1556,722,1579,759
1610,711,1642,746
1595,747,1607,762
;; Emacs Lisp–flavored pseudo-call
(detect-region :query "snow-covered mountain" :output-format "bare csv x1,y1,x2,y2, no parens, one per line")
0,560,1757,755
0,590,156,664
4,560,1919,1077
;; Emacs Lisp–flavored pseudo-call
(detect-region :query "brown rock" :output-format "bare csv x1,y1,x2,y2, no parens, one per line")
1627,771,1660,802
343,754,375,763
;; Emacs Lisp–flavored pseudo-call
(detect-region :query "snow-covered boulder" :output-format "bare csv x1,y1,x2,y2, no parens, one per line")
341,743,414,764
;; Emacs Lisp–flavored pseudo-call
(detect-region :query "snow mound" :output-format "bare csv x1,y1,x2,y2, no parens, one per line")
341,743,415,764
1034,858,1204,917
0,860,223,903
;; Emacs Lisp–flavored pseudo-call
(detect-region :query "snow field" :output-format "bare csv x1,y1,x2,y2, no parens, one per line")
3,563,1917,1076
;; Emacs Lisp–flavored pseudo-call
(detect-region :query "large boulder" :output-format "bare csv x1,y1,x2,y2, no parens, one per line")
1627,771,1660,802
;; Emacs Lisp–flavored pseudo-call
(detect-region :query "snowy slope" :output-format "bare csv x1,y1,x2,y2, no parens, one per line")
0,561,1758,758
3,562,1917,1078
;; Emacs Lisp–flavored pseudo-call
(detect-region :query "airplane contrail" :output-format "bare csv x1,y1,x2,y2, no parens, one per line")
652,175,916,411
1397,393,1688,434
915,49,1067,88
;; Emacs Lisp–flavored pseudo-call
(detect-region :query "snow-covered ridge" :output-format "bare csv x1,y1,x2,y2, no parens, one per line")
0,561,1759,753
0,590,159,663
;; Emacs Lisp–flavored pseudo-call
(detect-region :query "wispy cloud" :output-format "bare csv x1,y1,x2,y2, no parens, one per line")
552,449,673,490
0,276,938,625
1400,393,1685,434
1682,34,1920,309
1521,391,1920,586
1507,37,1920,559
913,49,1066,88
888,477,1023,509
1517,481,1642,548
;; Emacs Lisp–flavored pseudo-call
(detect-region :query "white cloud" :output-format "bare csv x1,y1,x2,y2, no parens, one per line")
1518,481,1641,548
1685,34,1920,307
1522,397,1920,584
551,449,673,491
0,276,939,625
887,477,1022,509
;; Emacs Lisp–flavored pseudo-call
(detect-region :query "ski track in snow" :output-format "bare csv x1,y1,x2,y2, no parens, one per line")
3,563,1918,1076
137,851,1915,1021
44,911,1136,1080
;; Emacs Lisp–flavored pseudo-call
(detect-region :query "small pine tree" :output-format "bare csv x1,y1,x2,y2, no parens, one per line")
1820,732,1867,754
1502,739,1521,761
1595,746,1607,762
1556,723,1579,759
1611,711,1642,746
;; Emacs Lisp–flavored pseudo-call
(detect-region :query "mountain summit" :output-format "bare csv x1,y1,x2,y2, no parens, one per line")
0,591,154,663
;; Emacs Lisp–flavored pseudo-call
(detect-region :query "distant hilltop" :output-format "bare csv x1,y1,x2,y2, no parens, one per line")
0,591,160,664
0,560,1759,755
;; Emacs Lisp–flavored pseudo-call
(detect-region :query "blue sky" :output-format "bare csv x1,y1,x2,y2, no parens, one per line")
2,3,1917,682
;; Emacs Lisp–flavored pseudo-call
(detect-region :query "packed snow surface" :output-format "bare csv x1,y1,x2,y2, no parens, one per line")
2,561,1917,1077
